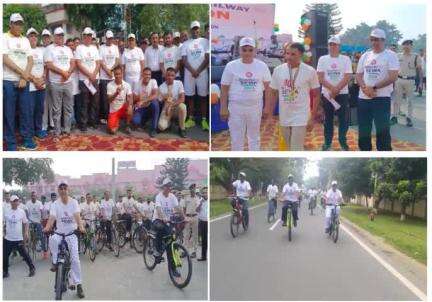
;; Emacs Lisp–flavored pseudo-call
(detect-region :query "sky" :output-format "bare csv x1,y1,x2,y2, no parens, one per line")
304,158,320,180
275,0,426,42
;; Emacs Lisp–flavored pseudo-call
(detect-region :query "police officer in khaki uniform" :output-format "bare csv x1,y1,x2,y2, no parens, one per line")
391,40,423,127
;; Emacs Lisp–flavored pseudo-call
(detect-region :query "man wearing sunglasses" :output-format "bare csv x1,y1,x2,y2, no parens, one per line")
356,28,399,151
220,37,271,151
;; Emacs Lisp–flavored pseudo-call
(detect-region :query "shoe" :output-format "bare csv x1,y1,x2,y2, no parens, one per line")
179,129,187,138
89,123,98,130
399,112,406,117
149,129,157,138
282,222,287,227
190,252,196,258
201,118,209,131
197,258,207,262
406,118,413,127
184,117,196,129
155,255,165,263
69,284,76,290
3,272,9,278
321,144,331,151
29,267,35,277
340,143,349,151
100,119,107,125
108,245,113,251
21,139,37,151
50,264,57,272
325,228,329,234
77,284,85,299
124,126,132,135
293,220,297,227
36,130,48,139
171,269,181,278
80,126,87,132
390,116,398,126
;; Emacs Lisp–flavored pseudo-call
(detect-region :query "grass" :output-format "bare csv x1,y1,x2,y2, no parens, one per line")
342,204,427,264
210,196,267,218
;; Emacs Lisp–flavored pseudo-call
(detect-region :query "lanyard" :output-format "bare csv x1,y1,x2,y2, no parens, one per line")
288,63,300,91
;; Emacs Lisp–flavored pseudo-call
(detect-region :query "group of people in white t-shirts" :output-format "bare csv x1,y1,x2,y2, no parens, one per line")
220,28,401,151
3,13,210,150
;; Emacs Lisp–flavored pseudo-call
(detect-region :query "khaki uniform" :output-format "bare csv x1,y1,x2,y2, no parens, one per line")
394,53,420,119
181,194,200,254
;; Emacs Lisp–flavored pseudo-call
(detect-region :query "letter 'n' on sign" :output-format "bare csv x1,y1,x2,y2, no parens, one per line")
211,10,230,20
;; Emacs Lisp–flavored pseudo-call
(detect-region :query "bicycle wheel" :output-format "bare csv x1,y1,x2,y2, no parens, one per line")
168,242,192,289
95,227,105,252
54,263,64,300
288,212,292,242
117,224,127,248
230,214,239,238
332,222,339,243
112,229,120,257
133,227,146,254
89,235,97,262
143,237,157,270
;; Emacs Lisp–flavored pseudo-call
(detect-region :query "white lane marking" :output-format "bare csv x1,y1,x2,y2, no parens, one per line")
210,202,266,223
269,219,281,231
341,224,427,301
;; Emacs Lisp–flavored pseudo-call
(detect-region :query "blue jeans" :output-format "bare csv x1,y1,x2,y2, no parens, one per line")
323,94,349,146
132,100,160,130
31,89,45,136
3,80,33,150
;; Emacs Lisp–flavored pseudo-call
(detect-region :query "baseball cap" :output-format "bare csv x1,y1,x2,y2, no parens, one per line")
82,27,93,35
331,181,338,185
370,28,386,39
190,21,200,29
328,36,341,44
239,37,255,48
288,174,294,178
239,172,246,177
105,30,114,39
54,27,64,35
402,39,413,45
162,178,172,187
127,33,136,40
41,29,51,36
58,182,68,188
10,13,24,23
26,27,39,36
10,195,19,202
174,31,180,38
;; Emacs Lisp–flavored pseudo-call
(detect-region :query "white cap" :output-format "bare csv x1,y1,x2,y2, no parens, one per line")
41,29,51,36
26,27,39,36
190,20,200,29
370,28,386,39
54,27,64,35
127,33,136,40
10,195,19,202
239,37,255,48
331,181,338,185
174,31,180,38
162,178,172,186
239,172,246,177
288,174,294,178
10,13,24,23
105,30,114,38
82,27,93,35
328,36,341,44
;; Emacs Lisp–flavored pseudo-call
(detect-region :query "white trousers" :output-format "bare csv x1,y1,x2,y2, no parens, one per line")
280,126,307,151
185,216,198,253
184,70,208,97
228,104,261,151
325,205,340,229
394,78,414,119
49,233,82,285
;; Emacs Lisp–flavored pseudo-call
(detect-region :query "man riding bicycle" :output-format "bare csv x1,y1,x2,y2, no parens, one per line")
121,189,136,239
80,193,100,231
281,174,300,227
26,191,46,255
152,178,185,277
324,181,343,233
308,188,317,210
43,182,86,299
232,172,251,227
266,180,278,213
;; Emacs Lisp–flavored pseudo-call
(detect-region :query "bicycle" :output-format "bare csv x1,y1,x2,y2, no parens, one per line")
328,204,344,243
52,231,76,300
309,197,316,215
282,201,296,242
267,198,276,223
28,222,43,261
79,220,98,262
229,196,248,238
113,219,129,248
132,219,152,254
142,221,192,289
95,220,120,256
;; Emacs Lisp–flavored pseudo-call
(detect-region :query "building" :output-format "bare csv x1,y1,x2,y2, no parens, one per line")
41,4,80,39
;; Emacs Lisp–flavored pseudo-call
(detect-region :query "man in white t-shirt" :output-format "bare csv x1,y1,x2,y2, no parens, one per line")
281,174,300,227
107,66,133,134
145,32,164,85
121,189,137,237
182,21,210,131
324,181,343,233
3,13,36,151
356,28,399,151
317,36,353,151
26,191,45,252
43,182,85,298
160,32,181,80
197,186,208,261
100,191,115,249
26,28,47,140
266,180,279,213
220,37,271,151
75,27,101,132
132,67,160,137
266,43,321,151
65,38,81,128
232,172,252,226
41,29,54,137
158,68,187,138
99,30,120,125
121,33,145,88
3,195,36,278
80,193,99,229
45,27,76,139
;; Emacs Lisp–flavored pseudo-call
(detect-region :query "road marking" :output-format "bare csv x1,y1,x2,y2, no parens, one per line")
210,202,266,223
341,224,427,301
269,219,280,231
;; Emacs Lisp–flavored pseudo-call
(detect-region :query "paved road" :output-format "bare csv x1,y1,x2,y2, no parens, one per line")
210,203,423,301
4,244,207,300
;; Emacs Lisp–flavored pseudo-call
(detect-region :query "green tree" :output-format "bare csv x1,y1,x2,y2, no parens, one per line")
373,182,395,209
156,158,190,192
298,3,343,39
340,20,402,47
3,4,47,34
3,158,54,186
412,33,426,53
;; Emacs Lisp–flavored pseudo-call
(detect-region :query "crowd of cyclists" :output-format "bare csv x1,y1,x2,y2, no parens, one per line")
3,180,208,298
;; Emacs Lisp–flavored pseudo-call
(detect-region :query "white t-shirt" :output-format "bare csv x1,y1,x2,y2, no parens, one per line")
122,197,137,214
75,44,101,81
138,202,155,220
107,80,132,113
198,199,208,221
50,198,80,234
158,80,184,101
160,45,180,75
221,58,271,107
181,37,209,71
326,189,343,205
270,63,320,127
121,47,145,81
99,44,120,80
153,192,179,221
3,32,32,81
232,180,251,199
42,201,52,220
356,49,400,99
80,202,99,221
71,50,80,95
282,182,299,202
100,199,114,220
4,208,28,241
266,184,279,199
29,47,45,91
145,45,164,71
133,79,158,97
317,54,352,95
45,45,74,84
116,202,125,215
26,200,43,223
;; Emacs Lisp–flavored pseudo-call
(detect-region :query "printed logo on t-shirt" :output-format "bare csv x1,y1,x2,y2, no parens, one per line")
238,72,258,91
365,59,382,81
189,43,203,59
61,211,74,225
331,63,337,69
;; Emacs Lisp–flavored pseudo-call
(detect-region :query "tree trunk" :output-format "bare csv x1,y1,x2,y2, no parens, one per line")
400,205,406,221
411,201,415,217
